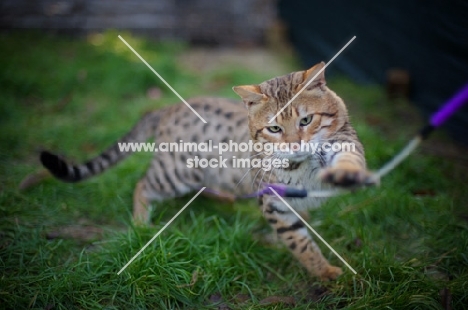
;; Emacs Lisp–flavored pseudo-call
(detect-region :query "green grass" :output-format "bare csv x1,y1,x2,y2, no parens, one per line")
1,31,467,309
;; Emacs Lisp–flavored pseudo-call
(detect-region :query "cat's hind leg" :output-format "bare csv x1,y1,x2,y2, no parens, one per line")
261,196,343,280
133,178,151,225
133,155,202,225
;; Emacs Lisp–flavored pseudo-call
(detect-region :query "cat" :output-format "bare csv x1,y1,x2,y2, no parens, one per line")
40,62,371,280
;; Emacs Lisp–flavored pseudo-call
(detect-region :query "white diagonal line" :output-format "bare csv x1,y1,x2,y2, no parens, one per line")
268,36,356,123
269,187,357,274
118,35,207,124
117,187,206,275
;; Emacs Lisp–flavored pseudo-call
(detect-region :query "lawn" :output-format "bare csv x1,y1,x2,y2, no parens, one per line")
1,31,467,309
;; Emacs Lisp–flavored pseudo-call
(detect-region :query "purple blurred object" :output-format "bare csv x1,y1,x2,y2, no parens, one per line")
263,184,288,197
240,183,288,198
430,83,468,127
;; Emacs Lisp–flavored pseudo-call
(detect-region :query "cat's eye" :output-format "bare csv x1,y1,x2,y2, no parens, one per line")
299,115,313,126
267,126,282,133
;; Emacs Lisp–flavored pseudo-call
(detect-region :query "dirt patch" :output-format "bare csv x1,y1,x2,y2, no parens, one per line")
178,47,292,76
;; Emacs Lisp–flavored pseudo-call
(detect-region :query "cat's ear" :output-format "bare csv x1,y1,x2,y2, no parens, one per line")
232,85,268,106
297,61,326,91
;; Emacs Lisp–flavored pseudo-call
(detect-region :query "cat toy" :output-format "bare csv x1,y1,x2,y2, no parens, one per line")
247,83,468,199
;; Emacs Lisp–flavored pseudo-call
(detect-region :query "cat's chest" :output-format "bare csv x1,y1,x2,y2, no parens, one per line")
269,160,328,211
274,160,322,189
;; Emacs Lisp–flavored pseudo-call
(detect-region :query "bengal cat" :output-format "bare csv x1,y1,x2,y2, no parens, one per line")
40,62,371,280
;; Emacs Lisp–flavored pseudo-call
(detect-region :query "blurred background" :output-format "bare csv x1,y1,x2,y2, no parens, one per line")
1,0,467,143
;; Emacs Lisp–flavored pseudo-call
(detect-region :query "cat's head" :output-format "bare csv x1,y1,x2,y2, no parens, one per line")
233,62,349,162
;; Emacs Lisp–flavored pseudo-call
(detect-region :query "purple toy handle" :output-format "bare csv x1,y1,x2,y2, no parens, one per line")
430,83,468,127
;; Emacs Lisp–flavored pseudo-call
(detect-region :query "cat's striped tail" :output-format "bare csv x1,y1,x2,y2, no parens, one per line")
40,111,160,182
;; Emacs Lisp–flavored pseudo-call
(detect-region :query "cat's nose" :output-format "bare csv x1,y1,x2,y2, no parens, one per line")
291,143,300,152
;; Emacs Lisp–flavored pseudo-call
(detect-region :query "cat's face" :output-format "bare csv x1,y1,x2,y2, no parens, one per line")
233,62,349,162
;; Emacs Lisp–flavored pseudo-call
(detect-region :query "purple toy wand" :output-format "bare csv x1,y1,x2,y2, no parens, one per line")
430,83,468,127
376,83,468,180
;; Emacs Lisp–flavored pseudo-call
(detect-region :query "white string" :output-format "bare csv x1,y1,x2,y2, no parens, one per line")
302,136,422,197
375,136,421,179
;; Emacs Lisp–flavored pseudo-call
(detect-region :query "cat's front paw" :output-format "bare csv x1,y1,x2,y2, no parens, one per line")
318,265,343,281
320,166,374,187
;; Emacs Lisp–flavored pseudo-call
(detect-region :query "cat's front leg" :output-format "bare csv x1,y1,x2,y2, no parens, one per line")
261,196,343,280
320,142,374,187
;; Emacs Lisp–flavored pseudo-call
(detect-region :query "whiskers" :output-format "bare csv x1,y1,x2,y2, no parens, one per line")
254,153,282,194
234,137,337,192
234,151,267,190
234,148,286,196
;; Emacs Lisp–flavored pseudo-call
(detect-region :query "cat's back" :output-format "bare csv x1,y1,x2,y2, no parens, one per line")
156,97,249,144
150,97,252,195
